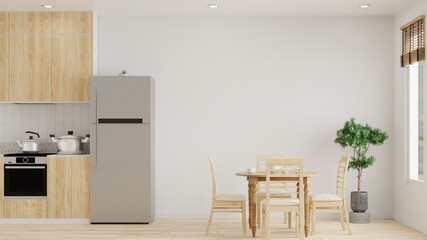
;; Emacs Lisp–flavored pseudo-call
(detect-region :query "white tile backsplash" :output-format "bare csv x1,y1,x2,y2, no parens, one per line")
0,104,4,124
4,104,13,123
30,105,39,124
21,105,31,123
63,104,73,124
38,105,47,124
0,103,90,143
13,105,21,123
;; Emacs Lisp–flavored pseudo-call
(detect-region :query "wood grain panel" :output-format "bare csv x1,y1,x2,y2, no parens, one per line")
51,33,92,101
51,12,93,33
3,199,47,218
47,156,90,218
9,12,51,101
47,157,72,218
51,12,92,102
71,156,90,218
0,13,9,101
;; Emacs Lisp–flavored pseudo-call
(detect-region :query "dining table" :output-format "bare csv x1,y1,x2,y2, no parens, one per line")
236,171,319,237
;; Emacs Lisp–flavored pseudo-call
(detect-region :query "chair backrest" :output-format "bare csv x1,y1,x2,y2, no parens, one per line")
209,156,216,198
336,156,350,199
265,159,304,207
256,154,288,171
257,154,289,192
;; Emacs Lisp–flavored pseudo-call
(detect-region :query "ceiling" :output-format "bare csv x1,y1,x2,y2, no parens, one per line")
0,0,420,16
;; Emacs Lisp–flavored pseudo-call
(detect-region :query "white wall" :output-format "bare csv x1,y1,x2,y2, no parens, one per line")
394,0,427,234
97,16,394,218
0,103,90,144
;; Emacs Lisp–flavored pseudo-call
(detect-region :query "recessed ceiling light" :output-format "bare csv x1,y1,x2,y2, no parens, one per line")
359,4,371,9
207,4,219,9
42,5,54,9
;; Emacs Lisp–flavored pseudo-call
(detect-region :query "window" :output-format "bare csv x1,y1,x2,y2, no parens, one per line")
408,62,424,181
402,15,425,181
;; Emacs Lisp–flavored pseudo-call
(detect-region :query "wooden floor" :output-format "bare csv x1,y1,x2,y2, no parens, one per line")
0,219,425,239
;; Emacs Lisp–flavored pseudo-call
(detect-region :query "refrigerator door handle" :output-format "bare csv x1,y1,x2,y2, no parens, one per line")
98,118,143,124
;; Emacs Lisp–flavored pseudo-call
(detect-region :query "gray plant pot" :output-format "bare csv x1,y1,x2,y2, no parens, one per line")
351,191,368,213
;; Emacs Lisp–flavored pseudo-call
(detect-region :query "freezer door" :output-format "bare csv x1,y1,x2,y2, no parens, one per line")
91,76,152,123
90,123,152,223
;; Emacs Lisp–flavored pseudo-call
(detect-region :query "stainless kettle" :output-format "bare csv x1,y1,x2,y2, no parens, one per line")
16,131,40,153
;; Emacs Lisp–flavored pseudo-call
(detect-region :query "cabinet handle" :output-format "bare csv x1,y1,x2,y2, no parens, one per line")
5,166,46,169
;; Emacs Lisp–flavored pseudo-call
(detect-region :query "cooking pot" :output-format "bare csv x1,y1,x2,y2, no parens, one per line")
16,131,40,153
49,131,90,155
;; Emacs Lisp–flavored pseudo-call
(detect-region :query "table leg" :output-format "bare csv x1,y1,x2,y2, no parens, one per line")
304,177,311,237
248,177,258,237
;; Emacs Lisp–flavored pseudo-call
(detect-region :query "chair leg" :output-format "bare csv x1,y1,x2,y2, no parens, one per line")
338,205,346,231
343,201,352,235
206,206,214,235
288,212,292,229
295,213,299,237
257,197,261,228
312,205,317,235
242,202,247,235
299,212,304,240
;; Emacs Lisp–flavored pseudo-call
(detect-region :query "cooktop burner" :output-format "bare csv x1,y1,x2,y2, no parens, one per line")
3,152,57,157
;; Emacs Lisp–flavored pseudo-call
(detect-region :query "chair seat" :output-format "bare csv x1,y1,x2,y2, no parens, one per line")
262,198,300,206
257,191,292,198
215,194,246,202
311,194,342,201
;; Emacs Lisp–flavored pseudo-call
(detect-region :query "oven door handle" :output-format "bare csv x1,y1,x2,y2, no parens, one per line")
4,166,46,169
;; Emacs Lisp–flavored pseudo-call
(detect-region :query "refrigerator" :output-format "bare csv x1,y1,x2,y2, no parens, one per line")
90,76,154,223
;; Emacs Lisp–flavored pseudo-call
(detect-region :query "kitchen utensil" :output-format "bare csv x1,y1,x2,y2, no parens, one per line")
49,131,90,155
16,131,40,153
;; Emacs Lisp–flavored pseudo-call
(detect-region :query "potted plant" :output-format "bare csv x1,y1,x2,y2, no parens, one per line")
334,117,388,214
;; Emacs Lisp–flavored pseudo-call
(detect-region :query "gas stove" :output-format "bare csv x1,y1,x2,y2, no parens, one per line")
3,152,56,157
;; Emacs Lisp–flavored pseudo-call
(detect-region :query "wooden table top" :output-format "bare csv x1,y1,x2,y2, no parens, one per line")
235,171,320,177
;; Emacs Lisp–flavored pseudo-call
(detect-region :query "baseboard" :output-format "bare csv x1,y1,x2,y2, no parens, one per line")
394,212,427,234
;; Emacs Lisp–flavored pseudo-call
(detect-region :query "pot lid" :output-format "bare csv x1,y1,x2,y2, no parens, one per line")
58,131,85,139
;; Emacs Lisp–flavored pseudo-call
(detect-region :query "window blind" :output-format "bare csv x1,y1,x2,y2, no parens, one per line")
401,16,425,67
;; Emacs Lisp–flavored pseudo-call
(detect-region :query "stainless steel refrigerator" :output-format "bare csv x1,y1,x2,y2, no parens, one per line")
90,76,154,223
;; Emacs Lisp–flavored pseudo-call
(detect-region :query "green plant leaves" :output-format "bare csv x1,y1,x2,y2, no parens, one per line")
334,117,388,191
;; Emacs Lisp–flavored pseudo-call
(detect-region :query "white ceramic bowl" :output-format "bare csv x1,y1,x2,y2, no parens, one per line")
246,168,256,173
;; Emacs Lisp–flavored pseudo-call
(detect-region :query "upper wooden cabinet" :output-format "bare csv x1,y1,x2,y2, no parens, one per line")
51,12,93,102
9,12,52,101
0,12,93,102
0,12,9,101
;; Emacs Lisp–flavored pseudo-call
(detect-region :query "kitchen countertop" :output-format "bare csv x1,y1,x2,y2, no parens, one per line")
47,154,90,157
0,154,89,157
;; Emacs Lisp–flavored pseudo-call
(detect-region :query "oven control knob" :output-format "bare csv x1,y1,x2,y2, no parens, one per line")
23,157,29,163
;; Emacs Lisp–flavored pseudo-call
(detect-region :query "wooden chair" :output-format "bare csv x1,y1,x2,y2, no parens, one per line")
262,159,304,239
309,156,352,235
206,156,247,236
256,154,292,229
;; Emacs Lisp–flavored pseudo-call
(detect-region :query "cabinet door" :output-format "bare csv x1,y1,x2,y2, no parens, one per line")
9,12,51,101
0,13,9,101
47,156,90,218
51,12,93,102
71,156,90,218
47,157,72,218
3,199,47,218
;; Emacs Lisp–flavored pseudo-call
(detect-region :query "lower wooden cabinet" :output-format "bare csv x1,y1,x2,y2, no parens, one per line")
3,199,47,218
47,156,90,218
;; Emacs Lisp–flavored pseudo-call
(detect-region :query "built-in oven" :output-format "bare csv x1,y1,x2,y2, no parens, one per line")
3,154,50,197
